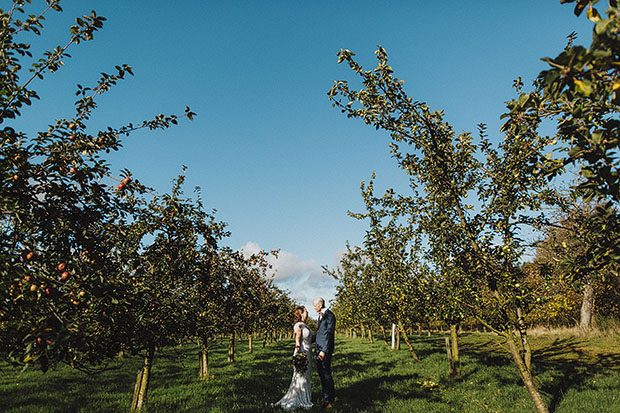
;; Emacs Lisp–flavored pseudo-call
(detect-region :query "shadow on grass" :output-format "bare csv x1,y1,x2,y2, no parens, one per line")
0,361,139,412
432,332,620,412
532,337,620,411
2,334,619,412
219,338,445,412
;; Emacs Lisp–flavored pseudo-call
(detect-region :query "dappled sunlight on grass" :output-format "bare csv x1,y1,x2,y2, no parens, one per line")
0,332,618,412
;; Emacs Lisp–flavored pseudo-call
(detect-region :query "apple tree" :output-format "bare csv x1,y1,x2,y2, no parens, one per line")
0,0,194,373
347,176,426,360
508,0,620,275
120,173,227,411
329,46,558,412
209,247,279,362
529,200,620,328
329,244,371,338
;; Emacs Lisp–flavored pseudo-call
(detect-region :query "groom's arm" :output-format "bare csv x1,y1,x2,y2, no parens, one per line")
319,313,336,355
327,312,336,350
316,326,327,355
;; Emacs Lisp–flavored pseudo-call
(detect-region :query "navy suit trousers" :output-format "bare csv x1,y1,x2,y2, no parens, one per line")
316,352,335,402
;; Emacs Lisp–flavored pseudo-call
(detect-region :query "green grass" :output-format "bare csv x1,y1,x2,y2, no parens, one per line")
1,332,619,412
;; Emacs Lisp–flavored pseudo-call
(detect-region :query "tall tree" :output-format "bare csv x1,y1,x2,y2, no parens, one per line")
531,199,620,329
508,0,620,272
0,0,194,372
349,175,425,360
125,173,227,411
329,46,556,412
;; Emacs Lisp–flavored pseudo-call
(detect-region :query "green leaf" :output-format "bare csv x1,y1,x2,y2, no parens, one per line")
591,130,603,145
595,18,612,35
582,168,595,178
568,145,584,157
587,7,601,22
573,79,593,96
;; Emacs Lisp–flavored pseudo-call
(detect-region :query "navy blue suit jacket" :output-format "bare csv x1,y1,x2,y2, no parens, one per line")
315,308,336,355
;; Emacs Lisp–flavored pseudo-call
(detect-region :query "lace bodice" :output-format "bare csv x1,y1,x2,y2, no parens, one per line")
294,322,312,353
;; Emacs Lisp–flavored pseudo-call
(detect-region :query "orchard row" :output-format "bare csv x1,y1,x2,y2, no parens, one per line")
326,3,620,413
0,2,297,411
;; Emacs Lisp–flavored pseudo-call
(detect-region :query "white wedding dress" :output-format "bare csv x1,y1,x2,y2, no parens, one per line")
273,322,313,410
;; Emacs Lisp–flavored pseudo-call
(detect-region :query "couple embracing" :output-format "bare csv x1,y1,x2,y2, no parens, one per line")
273,297,336,410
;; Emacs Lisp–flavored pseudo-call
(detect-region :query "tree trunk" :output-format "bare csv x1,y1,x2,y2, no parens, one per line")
450,324,461,376
580,280,595,330
506,334,549,413
199,343,209,380
391,323,396,349
248,334,253,353
381,325,388,346
130,348,155,412
516,307,532,371
228,331,235,363
368,327,374,343
397,320,419,362
361,324,366,340
445,337,453,375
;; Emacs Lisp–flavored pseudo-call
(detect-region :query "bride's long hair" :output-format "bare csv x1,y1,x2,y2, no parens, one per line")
293,306,306,325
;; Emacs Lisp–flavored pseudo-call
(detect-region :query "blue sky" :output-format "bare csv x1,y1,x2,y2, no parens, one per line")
10,1,594,310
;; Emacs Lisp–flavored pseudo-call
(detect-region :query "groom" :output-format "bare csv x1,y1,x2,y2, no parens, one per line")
313,297,336,408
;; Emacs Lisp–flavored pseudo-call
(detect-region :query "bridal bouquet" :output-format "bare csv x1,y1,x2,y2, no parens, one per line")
292,352,308,373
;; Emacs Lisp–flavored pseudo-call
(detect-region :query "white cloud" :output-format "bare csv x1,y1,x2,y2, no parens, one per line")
238,241,341,313
238,241,262,256
331,247,348,270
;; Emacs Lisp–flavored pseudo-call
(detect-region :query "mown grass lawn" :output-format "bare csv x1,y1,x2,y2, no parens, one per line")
1,331,619,412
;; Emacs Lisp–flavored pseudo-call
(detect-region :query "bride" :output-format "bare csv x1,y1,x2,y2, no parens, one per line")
273,306,313,410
